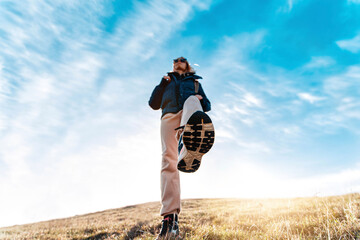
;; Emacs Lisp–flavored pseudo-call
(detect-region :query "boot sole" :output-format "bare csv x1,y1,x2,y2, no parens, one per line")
177,111,215,173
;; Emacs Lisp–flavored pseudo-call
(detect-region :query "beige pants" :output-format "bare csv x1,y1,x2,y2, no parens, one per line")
160,96,203,216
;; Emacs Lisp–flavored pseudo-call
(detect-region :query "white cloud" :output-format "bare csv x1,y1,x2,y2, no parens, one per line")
288,0,294,10
200,31,300,156
201,29,360,179
277,0,302,13
290,65,360,135
336,34,360,53
298,92,325,104
303,56,335,69
324,65,360,97
242,92,263,107
337,97,360,118
348,0,360,3
109,0,214,63
282,126,301,136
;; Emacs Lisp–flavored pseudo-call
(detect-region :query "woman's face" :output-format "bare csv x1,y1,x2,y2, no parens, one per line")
173,58,187,72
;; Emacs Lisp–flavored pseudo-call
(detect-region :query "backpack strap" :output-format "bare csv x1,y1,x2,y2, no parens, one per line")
194,80,199,94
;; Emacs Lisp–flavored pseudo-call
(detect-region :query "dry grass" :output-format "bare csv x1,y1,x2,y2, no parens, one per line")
0,193,359,239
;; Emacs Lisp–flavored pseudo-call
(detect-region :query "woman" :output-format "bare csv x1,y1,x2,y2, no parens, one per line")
149,57,214,239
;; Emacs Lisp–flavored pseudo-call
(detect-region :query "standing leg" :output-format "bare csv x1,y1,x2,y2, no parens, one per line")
160,111,182,216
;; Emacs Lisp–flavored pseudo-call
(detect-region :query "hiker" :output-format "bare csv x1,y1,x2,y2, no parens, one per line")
149,57,215,239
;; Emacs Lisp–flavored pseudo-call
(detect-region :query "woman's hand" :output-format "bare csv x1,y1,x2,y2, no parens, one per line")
163,76,171,82
195,94,203,100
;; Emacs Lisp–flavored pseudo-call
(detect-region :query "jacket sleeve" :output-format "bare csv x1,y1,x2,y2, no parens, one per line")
198,83,211,112
148,78,169,110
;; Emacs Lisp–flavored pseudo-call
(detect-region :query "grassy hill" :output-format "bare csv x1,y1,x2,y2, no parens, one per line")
1,194,359,239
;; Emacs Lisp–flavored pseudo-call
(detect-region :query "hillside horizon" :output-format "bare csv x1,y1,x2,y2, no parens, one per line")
1,194,359,239
0,194,352,229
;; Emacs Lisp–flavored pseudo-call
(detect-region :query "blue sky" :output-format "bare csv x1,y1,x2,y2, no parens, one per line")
1,0,360,227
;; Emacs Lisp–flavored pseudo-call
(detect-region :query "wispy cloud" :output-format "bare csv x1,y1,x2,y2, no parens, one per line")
336,33,360,53
277,0,302,13
0,0,217,227
296,64,360,133
348,0,360,4
302,56,335,69
324,65,360,102
202,27,360,172
298,92,325,104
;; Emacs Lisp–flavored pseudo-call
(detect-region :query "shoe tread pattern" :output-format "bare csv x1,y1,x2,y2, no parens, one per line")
177,159,201,173
183,111,215,154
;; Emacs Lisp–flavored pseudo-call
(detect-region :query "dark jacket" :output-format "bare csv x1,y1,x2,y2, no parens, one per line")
149,72,211,118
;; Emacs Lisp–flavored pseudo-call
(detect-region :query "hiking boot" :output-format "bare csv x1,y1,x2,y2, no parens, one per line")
156,214,179,240
177,111,215,173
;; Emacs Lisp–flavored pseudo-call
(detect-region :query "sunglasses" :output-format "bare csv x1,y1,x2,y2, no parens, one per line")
173,58,187,63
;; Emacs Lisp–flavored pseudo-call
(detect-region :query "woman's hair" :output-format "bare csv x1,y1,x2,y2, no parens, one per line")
185,60,196,74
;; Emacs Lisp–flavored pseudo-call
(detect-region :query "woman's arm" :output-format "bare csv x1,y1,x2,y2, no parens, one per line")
148,77,170,110
198,83,211,112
